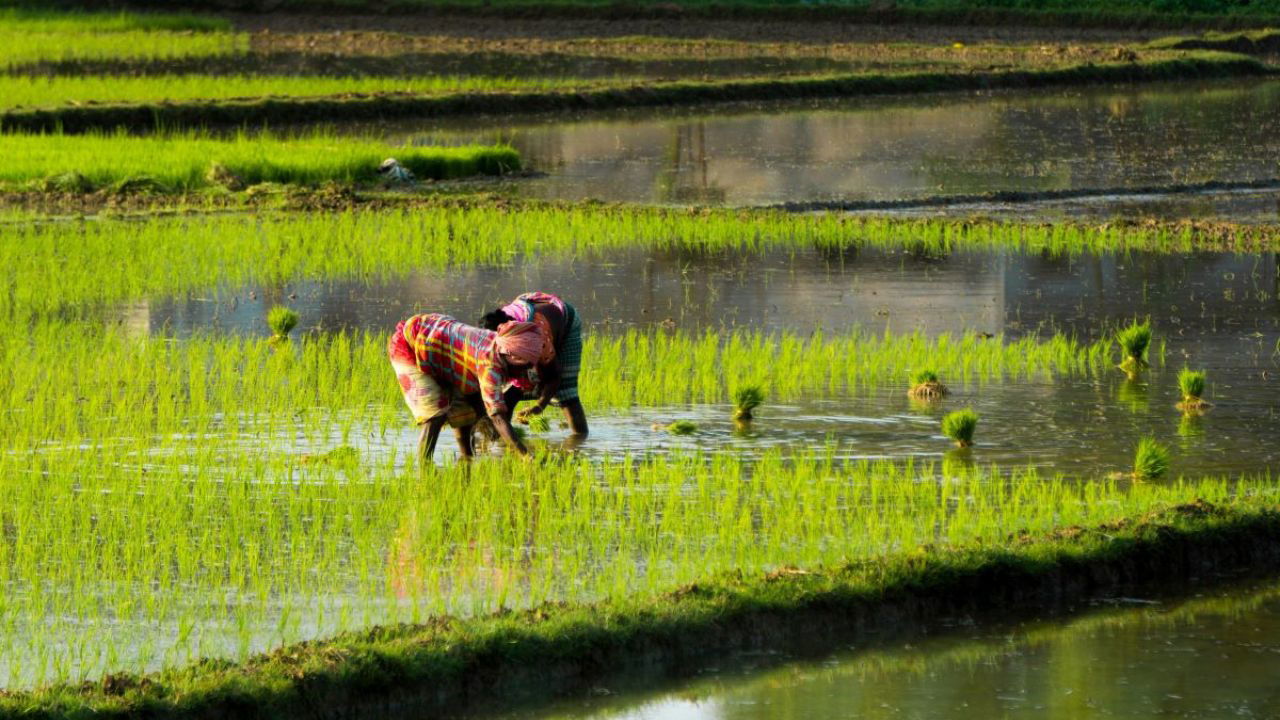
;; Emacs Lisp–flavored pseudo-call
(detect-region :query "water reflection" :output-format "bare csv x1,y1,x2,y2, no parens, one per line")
506,580,1280,719
386,79,1280,210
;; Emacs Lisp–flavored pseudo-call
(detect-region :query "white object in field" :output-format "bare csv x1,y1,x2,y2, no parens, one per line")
378,158,415,184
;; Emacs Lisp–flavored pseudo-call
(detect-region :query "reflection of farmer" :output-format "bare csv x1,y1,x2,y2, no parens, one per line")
387,313,545,464
480,292,588,438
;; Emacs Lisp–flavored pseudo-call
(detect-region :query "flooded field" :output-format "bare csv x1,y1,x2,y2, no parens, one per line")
386,79,1280,211
511,578,1280,720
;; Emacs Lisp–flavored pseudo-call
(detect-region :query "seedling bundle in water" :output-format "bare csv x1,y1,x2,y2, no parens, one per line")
908,369,948,399
1132,436,1170,481
941,408,979,448
1176,368,1210,411
1116,320,1152,375
731,385,765,422
267,305,298,341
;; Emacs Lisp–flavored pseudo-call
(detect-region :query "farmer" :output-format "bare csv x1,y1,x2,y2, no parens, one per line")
387,313,546,465
479,291,588,438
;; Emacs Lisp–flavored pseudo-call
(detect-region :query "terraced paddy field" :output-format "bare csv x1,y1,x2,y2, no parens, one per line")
4,5,1280,719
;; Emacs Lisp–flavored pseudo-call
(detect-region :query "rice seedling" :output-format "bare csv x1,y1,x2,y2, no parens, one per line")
663,420,699,435
731,385,765,422
0,131,520,192
266,306,299,341
1132,436,1171,481
1176,368,1211,411
0,73,612,111
907,368,948,399
940,408,978,448
1116,320,1152,375
526,414,551,433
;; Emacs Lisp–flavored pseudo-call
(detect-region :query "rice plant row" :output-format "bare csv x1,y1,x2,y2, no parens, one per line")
0,444,1269,689
0,130,520,192
3,207,1271,321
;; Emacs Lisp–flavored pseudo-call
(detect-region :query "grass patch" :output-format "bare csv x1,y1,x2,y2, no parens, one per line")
0,131,520,192
1116,319,1152,374
1132,436,1171,481
1177,367,1211,411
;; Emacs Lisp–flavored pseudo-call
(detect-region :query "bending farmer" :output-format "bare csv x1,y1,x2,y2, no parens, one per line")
388,313,546,465
480,291,588,438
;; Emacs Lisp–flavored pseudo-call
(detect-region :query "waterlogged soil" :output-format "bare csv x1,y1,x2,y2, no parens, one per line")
502,579,1280,720
377,78,1280,212
116,244,1280,478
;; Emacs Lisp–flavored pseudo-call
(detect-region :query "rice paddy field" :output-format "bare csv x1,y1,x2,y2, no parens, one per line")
5,4,1280,718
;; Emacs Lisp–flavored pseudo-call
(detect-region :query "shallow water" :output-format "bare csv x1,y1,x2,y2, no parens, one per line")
379,79,1280,212
116,243,1280,478
503,579,1280,720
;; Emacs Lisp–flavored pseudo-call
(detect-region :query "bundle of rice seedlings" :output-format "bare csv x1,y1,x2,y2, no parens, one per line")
1116,320,1151,374
941,408,978,448
267,305,299,341
1176,368,1211,411
732,385,765,422
1132,436,1170,481
907,369,948,399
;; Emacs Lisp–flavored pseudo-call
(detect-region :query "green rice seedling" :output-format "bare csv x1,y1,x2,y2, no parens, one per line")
731,385,765,421
941,408,978,448
907,368,948,399
1176,368,1210,411
665,420,699,435
0,131,520,192
266,306,299,341
1116,320,1152,375
1132,436,1171,481
526,414,551,433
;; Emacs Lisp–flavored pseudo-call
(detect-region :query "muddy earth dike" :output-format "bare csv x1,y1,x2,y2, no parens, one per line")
6,501,1280,719
1,54,1271,134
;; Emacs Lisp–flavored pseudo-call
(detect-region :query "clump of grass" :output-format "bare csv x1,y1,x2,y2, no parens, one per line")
266,306,299,341
1132,436,1171,481
940,408,978,448
731,385,765,422
907,368,948,399
1116,320,1152,374
665,420,698,436
1176,368,1211,411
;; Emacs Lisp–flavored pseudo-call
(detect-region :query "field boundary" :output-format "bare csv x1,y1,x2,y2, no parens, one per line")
0,54,1270,134
7,499,1280,719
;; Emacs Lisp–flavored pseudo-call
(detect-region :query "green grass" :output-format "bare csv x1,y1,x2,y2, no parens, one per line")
910,369,940,386
941,408,979,448
665,419,699,435
1133,436,1171,481
0,8,240,68
0,7,229,32
0,131,520,192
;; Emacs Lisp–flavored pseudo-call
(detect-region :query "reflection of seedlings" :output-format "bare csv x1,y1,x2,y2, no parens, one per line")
1176,368,1211,412
907,369,948,399
941,408,978,448
942,448,975,476
1116,320,1151,375
1177,413,1204,439
267,305,299,342
731,385,764,422
656,420,698,436
1132,436,1170,482
1117,377,1149,412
